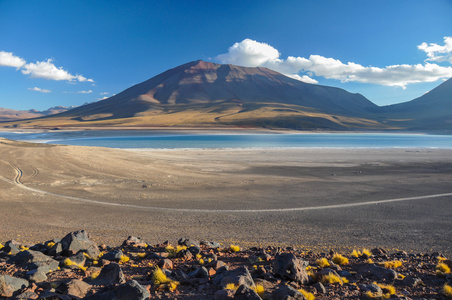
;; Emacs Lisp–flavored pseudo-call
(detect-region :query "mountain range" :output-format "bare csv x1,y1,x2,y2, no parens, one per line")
1,60,451,131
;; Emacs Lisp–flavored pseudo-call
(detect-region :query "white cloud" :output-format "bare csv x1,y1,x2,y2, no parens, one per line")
0,51,26,68
217,38,452,89
64,90,93,94
97,96,109,100
100,92,109,95
21,59,94,82
28,87,51,93
418,36,452,63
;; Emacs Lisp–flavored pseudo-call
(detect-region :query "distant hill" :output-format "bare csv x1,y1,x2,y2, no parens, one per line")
1,61,450,131
0,106,69,122
378,77,452,131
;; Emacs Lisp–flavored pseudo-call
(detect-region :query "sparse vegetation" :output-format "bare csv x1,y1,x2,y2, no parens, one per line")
316,257,330,267
443,283,452,298
321,272,343,285
332,253,349,265
436,262,451,276
298,288,315,300
379,260,402,269
230,245,240,252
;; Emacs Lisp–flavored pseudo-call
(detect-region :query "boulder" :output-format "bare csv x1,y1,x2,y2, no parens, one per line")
234,284,262,300
122,236,147,248
102,249,124,262
85,280,150,300
2,240,20,255
358,264,397,281
272,284,305,300
25,269,47,283
219,266,255,289
158,258,173,270
15,290,39,299
60,230,100,258
90,263,126,286
57,279,92,299
178,238,200,248
8,250,59,274
273,253,309,284
188,267,209,278
360,283,383,298
402,275,423,287
0,275,29,297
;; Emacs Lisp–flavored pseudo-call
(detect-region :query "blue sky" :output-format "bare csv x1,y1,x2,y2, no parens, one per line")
1,0,451,111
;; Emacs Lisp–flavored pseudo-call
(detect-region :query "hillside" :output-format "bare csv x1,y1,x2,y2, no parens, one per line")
0,60,390,130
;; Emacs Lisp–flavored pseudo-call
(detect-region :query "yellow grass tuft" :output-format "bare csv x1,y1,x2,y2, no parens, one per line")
351,249,360,258
63,258,87,271
165,245,187,258
379,260,402,269
119,255,130,264
443,283,452,298
332,253,349,265
153,267,171,285
376,282,396,296
366,258,374,264
230,245,240,252
46,241,55,248
362,249,372,256
436,263,451,274
298,288,315,300
137,252,147,259
321,272,343,285
0,243,3,250
255,284,265,298
316,258,330,268
225,283,238,290
198,259,204,265
19,246,29,251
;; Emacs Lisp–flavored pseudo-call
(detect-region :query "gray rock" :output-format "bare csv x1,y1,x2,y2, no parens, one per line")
235,284,262,300
102,249,124,262
360,283,383,298
85,280,149,300
8,250,59,274
90,263,126,286
26,269,47,283
58,279,92,298
60,230,100,258
67,252,87,268
220,266,255,289
122,236,147,248
201,241,221,248
273,253,309,284
358,263,397,280
172,269,189,282
188,266,209,278
313,282,326,294
2,240,21,254
15,290,39,299
272,284,305,300
402,275,423,287
115,280,150,300
214,289,234,300
176,249,193,260
188,246,201,255
0,275,29,298
178,238,200,248
158,258,173,270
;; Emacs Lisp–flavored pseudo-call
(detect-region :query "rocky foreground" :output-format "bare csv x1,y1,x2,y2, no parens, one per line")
1,231,451,300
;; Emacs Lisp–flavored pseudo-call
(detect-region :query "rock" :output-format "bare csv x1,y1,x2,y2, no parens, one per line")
201,241,221,249
0,275,29,297
234,284,262,300
402,275,423,287
2,240,21,254
60,230,100,258
273,253,309,284
188,267,209,278
214,288,235,300
158,258,173,270
90,263,126,286
257,250,272,262
172,269,189,282
313,282,326,294
102,249,124,262
188,246,201,255
176,249,193,260
122,236,147,248
272,284,305,300
220,266,255,289
178,238,200,248
371,248,386,256
57,279,92,298
15,290,39,299
8,250,59,274
358,263,397,280
115,280,150,300
67,252,87,267
360,283,383,298
207,260,226,270
48,242,63,256
26,269,47,283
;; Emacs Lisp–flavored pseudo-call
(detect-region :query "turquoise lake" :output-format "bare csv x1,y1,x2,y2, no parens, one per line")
1,131,452,149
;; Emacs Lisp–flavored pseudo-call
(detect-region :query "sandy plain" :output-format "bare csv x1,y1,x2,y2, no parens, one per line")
0,138,451,256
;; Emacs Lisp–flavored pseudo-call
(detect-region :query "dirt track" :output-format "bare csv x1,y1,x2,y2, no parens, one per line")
1,138,451,255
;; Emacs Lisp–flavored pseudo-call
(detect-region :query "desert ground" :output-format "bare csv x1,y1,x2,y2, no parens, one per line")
0,138,451,256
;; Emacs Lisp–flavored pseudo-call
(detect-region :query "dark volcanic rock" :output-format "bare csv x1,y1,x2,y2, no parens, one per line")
102,249,124,262
219,266,256,289
121,236,147,248
90,263,125,286
273,252,309,284
86,280,149,300
60,230,100,258
178,238,200,248
234,284,262,300
272,284,305,300
0,274,29,297
188,266,209,278
358,263,397,280
8,250,59,274
57,279,92,298
2,240,21,255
